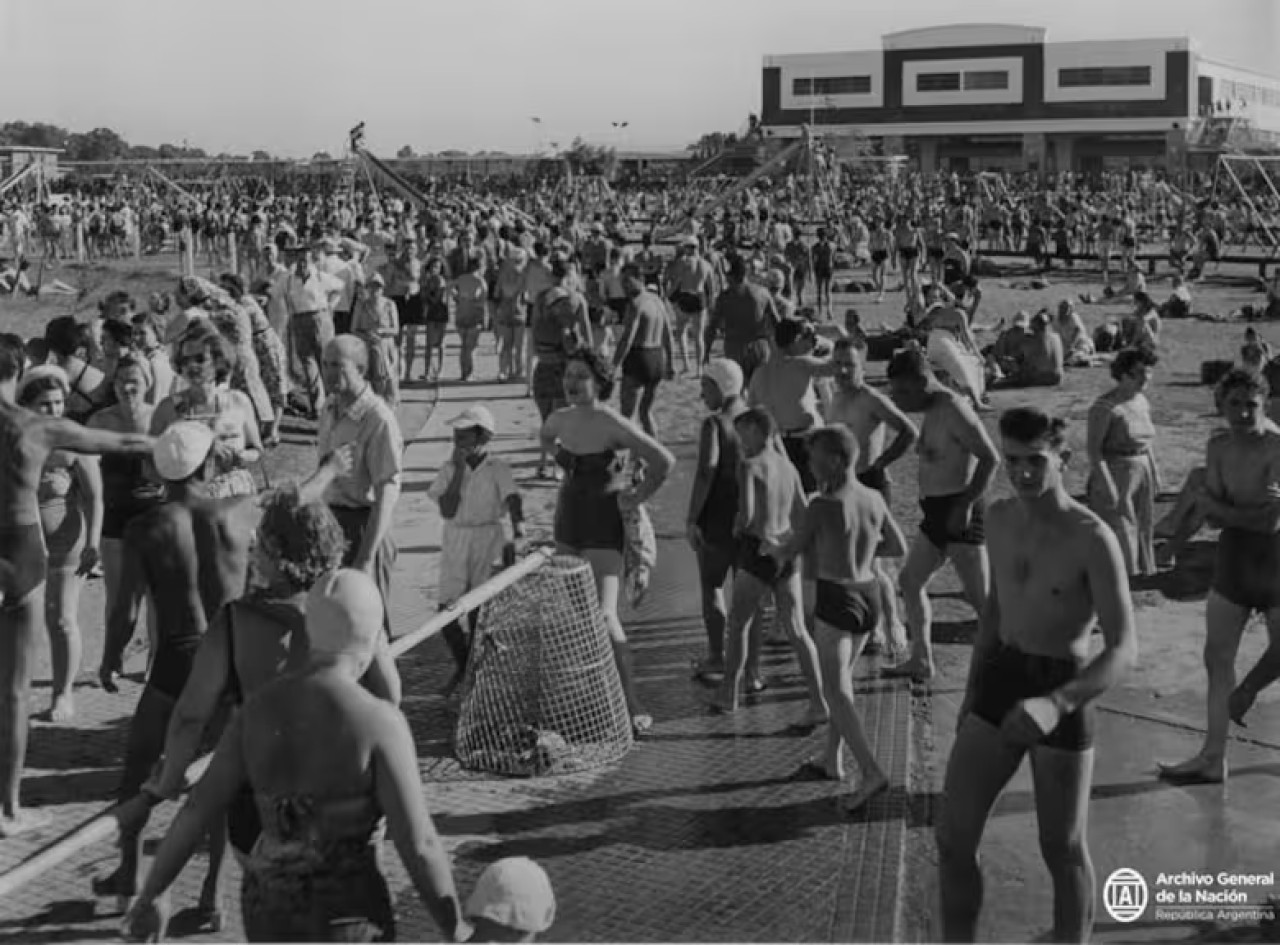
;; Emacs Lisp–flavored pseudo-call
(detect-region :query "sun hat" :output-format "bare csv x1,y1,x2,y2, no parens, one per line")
153,420,215,482
465,857,556,934
305,569,383,663
449,405,496,434
702,358,744,399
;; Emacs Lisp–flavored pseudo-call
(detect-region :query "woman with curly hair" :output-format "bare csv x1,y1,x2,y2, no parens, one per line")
540,348,675,734
18,366,105,722
151,320,263,498
116,487,402,897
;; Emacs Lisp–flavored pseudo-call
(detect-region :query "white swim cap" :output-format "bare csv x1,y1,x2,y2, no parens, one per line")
703,358,744,399
305,569,383,663
465,857,556,934
153,420,215,482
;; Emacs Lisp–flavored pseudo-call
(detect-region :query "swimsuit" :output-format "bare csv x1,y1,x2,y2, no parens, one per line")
919,494,986,550
240,794,394,943
969,643,1094,752
735,533,793,585
1212,527,1280,612
621,348,665,388
553,447,626,553
814,580,879,635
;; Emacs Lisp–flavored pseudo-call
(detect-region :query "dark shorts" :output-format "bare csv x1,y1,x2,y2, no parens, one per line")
813,267,833,282
1122,236,1137,249
871,250,889,265
919,493,986,550
532,359,568,420
735,534,794,585
814,580,880,636
0,522,48,609
970,643,1094,752
393,294,424,327
899,246,919,261
607,298,629,318
622,347,665,388
928,247,945,260
670,290,704,315
1212,527,1280,612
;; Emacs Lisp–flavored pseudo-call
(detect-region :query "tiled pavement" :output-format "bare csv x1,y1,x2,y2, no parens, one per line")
0,351,915,943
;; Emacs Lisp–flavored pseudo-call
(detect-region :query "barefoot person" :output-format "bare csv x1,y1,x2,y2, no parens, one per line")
1159,369,1280,785
938,407,1136,944
825,338,918,655
883,348,999,682
767,425,907,812
711,408,828,727
123,570,468,943
0,337,154,836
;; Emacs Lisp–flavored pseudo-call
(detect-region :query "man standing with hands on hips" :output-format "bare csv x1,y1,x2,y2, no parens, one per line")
936,407,1136,944
318,336,403,636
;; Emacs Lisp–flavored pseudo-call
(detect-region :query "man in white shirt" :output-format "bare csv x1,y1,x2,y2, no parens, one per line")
286,248,344,418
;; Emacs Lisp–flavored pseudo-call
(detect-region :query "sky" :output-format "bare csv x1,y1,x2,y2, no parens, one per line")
0,0,1275,158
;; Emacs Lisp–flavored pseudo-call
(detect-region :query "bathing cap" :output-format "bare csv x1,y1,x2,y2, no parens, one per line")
703,358,744,399
305,568,383,663
465,857,557,934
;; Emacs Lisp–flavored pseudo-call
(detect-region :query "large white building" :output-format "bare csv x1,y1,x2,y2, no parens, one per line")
760,24,1280,173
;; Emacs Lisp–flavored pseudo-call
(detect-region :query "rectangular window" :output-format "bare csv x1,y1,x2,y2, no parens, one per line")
964,70,1009,91
1058,66,1152,88
917,72,961,92
792,75,871,97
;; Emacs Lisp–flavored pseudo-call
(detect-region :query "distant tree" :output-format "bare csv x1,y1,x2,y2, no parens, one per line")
439,150,466,157
66,127,130,162
0,121,70,150
251,150,273,162
396,145,416,158
563,137,617,176
689,132,729,160
127,145,160,160
312,151,333,161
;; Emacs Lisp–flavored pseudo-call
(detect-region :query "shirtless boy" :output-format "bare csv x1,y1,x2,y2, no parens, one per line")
712,408,827,727
826,338,918,654
0,338,154,836
938,407,1136,943
768,425,907,812
882,349,1000,682
1160,368,1280,784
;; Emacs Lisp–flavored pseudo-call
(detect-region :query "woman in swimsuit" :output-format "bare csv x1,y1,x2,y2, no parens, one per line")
18,367,103,722
152,320,263,498
767,425,907,813
124,570,467,943
540,349,676,735
43,316,106,424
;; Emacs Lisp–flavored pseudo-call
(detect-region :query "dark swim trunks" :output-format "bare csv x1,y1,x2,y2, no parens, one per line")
919,494,986,551
735,534,794,585
814,580,880,636
856,466,890,496
970,643,1094,752
1211,527,1280,612
0,523,48,609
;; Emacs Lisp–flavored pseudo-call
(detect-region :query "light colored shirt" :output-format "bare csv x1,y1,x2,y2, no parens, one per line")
286,270,344,315
317,385,404,508
427,455,517,528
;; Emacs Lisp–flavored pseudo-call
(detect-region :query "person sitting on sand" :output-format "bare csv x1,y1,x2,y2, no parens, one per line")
1054,299,1095,367
984,311,1031,381
989,311,1063,389
1107,259,1147,302
1121,293,1160,353
1161,274,1193,320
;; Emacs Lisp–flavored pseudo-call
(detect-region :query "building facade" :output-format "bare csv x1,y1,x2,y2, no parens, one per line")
760,24,1280,174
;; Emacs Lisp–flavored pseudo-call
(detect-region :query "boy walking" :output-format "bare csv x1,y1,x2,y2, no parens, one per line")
429,406,524,692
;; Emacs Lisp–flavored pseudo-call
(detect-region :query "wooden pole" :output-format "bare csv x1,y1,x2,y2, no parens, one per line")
75,217,85,263
227,229,238,277
183,226,195,277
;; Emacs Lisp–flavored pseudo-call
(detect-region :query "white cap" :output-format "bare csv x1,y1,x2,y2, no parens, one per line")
703,358,744,399
152,421,214,482
16,364,69,403
465,858,556,934
449,405,496,434
305,569,383,663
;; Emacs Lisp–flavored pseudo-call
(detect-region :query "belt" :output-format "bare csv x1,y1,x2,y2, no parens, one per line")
290,310,320,318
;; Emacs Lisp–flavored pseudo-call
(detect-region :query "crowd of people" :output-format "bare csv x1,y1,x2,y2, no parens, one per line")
0,159,1278,942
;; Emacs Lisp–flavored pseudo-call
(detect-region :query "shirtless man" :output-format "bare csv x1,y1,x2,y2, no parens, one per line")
938,407,1136,943
664,236,716,375
1159,368,1280,784
0,339,154,836
826,338,918,654
883,348,1000,681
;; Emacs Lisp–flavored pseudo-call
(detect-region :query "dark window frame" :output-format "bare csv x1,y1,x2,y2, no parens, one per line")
1058,66,1153,88
917,71,962,92
792,75,872,97
964,70,1009,91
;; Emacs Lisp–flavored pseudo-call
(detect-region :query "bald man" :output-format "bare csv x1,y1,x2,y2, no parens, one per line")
318,336,404,631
